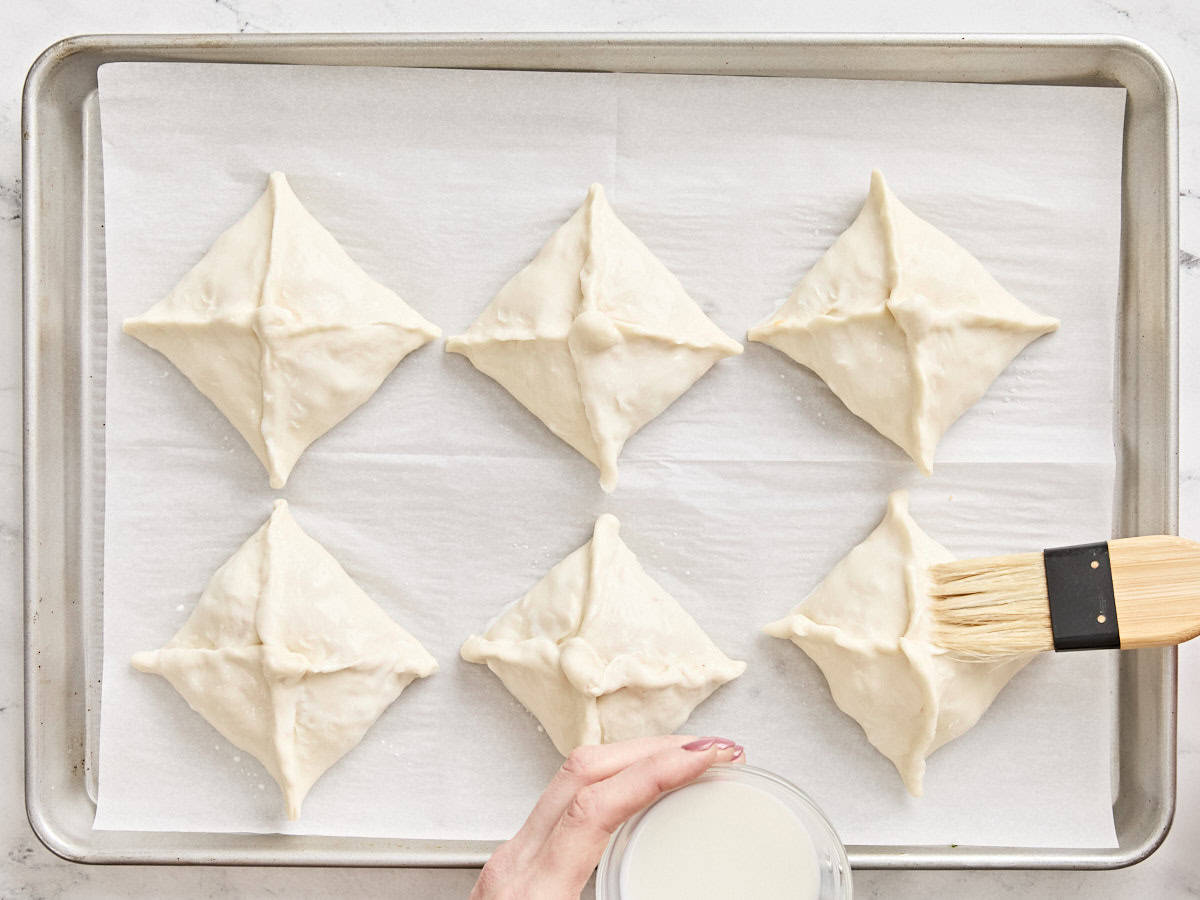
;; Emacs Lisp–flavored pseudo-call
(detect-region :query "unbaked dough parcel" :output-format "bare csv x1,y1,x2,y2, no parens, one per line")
124,172,441,488
763,491,1030,796
749,171,1059,474
132,500,437,820
461,514,746,754
447,184,743,492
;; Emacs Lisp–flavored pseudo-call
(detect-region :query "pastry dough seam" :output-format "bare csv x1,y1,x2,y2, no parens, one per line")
256,174,286,469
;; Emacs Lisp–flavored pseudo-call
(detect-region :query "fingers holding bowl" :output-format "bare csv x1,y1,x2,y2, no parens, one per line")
537,738,743,889
517,735,711,845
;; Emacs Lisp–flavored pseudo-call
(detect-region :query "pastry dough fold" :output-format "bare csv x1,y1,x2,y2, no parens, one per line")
448,185,742,491
750,171,1058,473
133,500,437,819
462,514,746,754
125,172,440,487
764,491,1029,796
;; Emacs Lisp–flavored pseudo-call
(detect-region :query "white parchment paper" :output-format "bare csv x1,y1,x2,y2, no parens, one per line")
94,62,1125,848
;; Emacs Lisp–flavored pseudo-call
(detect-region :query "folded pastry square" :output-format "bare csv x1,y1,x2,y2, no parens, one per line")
125,172,441,488
447,185,743,492
764,491,1029,796
749,171,1059,473
133,500,437,819
461,514,746,754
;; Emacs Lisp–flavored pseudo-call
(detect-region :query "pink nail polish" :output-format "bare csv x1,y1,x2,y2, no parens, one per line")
730,745,745,761
682,738,717,751
712,738,737,750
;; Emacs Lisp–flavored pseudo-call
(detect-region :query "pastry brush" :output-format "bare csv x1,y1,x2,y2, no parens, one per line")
929,536,1200,659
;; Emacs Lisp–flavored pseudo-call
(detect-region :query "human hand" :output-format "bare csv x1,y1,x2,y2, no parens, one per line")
470,735,744,900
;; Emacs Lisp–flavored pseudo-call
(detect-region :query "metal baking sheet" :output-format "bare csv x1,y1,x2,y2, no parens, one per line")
22,33,1178,869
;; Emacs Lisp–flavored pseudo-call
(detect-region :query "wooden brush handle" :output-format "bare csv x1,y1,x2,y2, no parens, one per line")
1110,536,1200,649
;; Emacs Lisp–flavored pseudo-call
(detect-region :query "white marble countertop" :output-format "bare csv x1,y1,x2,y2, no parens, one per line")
4,1,1197,897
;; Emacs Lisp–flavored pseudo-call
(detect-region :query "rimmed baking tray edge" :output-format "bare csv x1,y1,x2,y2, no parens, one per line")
22,32,1179,869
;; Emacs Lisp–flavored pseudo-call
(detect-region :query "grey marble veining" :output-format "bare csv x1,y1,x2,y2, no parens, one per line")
4,1,1198,897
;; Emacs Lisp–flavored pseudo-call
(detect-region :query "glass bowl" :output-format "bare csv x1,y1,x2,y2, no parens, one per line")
596,763,852,899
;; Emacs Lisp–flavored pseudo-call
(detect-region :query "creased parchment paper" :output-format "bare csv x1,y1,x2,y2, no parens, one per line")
94,62,1124,848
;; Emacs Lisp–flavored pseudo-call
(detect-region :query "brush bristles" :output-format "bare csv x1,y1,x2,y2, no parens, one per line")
928,552,1054,660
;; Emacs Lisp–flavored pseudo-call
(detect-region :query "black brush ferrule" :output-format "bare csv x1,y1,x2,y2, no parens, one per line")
1043,542,1120,651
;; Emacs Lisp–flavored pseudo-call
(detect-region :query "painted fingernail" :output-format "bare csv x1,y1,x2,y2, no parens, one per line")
730,745,745,761
682,738,718,751
712,738,737,750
